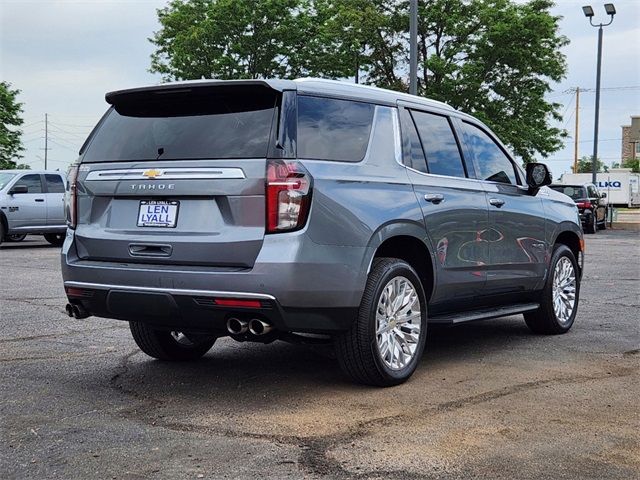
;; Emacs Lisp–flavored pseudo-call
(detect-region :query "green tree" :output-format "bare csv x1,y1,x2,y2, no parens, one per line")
0,81,26,169
621,158,640,173
576,155,607,174
150,0,568,163
150,0,315,80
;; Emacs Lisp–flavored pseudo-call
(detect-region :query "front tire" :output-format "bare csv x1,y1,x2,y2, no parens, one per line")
524,244,580,335
585,214,597,234
8,234,27,242
598,209,607,230
44,233,65,246
335,258,427,387
129,322,216,361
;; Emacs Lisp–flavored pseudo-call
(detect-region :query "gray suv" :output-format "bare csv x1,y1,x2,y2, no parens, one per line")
61,79,584,386
0,170,67,246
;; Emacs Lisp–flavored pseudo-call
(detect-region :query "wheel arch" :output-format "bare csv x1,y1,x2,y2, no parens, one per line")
365,222,436,303
553,227,583,277
0,211,8,237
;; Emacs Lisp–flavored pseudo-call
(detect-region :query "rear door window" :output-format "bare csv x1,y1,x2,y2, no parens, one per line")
18,174,43,193
410,110,466,178
464,122,518,185
45,174,65,193
297,96,375,162
82,86,278,162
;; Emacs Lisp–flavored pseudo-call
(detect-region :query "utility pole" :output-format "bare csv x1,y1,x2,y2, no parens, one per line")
44,113,48,170
409,0,418,95
573,87,580,173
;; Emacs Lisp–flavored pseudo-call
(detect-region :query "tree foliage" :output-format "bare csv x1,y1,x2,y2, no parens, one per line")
0,81,26,169
576,155,607,174
604,158,638,173
150,0,569,163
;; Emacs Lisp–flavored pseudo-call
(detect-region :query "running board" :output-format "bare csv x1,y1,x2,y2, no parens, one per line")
429,303,540,325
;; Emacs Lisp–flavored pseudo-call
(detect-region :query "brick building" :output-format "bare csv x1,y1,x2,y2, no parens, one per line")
621,115,640,160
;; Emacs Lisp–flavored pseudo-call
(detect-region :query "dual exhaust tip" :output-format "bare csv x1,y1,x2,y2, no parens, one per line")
65,303,90,319
227,317,273,336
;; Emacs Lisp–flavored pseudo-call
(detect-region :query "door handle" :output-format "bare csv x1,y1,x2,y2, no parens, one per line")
35,198,45,202
424,193,444,204
489,198,505,208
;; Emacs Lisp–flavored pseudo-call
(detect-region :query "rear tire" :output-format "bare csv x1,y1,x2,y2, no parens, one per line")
524,244,580,335
44,233,65,246
129,322,216,361
0,222,4,246
334,258,427,387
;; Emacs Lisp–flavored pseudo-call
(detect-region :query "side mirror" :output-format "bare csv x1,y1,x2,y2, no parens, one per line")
601,192,607,198
525,163,552,193
9,184,28,195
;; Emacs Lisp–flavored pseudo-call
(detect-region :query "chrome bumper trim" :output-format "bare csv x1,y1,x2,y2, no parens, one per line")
63,281,276,301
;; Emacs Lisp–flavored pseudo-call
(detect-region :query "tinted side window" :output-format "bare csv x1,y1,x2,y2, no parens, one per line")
399,108,427,173
464,123,517,184
45,174,65,193
18,174,43,193
297,96,375,162
587,185,598,198
411,111,466,178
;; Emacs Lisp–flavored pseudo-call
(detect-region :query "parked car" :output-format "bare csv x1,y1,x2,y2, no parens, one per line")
549,183,607,234
0,170,67,246
61,79,584,386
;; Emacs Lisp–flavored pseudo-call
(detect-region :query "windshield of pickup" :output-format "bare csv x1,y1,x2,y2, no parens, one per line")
0,173,17,191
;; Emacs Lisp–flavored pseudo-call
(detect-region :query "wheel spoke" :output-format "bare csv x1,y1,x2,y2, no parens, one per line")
374,275,423,370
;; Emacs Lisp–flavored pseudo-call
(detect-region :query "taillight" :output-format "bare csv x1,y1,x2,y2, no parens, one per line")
266,160,312,233
576,201,591,209
66,164,79,229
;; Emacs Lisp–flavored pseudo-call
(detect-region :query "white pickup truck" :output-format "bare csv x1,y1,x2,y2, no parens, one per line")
0,170,67,246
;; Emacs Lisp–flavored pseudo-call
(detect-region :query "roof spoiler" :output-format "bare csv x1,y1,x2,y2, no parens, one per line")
105,79,294,105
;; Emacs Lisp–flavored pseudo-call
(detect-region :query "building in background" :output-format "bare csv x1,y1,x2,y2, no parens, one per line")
621,115,640,160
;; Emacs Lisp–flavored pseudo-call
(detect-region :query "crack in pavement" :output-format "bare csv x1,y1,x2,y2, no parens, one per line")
105,352,637,479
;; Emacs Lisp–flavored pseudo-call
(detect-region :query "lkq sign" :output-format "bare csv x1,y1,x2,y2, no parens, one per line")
597,180,622,190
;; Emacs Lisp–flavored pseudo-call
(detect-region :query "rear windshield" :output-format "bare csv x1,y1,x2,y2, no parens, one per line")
82,86,278,162
550,185,586,200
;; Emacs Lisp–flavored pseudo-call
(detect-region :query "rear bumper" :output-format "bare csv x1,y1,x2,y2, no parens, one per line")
61,230,369,333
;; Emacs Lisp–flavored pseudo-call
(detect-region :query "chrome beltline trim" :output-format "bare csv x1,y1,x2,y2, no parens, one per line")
64,281,276,300
85,167,246,181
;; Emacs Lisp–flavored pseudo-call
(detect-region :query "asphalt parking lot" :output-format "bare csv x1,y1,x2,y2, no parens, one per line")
1,230,639,480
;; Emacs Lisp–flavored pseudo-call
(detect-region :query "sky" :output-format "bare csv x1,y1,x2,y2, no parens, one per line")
1,0,639,175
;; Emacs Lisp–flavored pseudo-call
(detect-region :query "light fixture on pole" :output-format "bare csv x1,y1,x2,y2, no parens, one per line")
582,3,616,183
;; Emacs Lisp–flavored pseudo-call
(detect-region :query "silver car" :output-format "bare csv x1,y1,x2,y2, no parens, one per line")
0,170,67,246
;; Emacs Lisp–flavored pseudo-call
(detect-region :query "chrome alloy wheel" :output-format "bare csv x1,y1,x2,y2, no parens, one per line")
552,257,576,324
375,276,422,370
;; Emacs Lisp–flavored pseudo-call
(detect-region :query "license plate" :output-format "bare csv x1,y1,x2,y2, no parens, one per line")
137,200,179,228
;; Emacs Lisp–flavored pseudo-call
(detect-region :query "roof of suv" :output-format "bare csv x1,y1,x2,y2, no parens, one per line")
105,78,455,113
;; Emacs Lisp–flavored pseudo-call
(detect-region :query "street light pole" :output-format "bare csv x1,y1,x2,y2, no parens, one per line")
591,25,603,184
582,3,616,184
409,0,418,95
